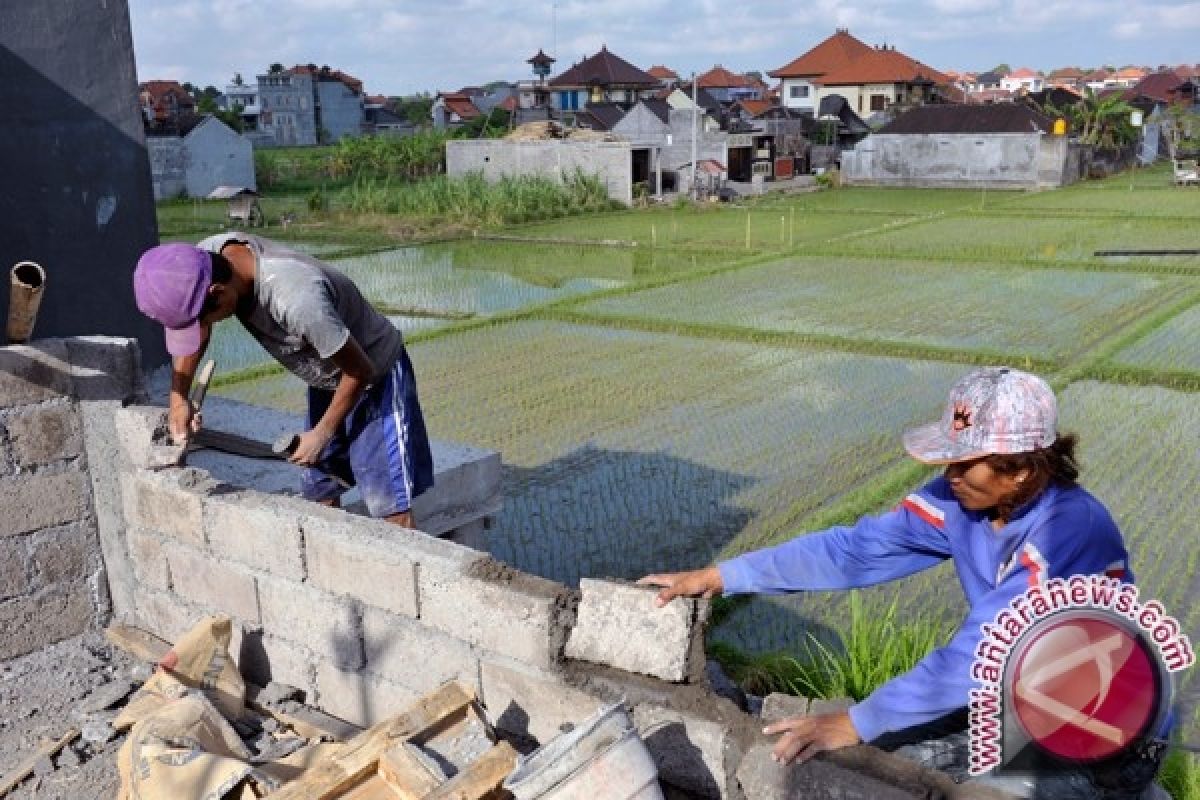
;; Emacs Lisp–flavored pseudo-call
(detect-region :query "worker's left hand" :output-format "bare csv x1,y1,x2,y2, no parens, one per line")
763,711,861,765
288,428,334,466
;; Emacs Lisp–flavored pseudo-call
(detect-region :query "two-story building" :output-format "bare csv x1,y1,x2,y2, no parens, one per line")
813,46,949,118
769,29,874,115
256,69,317,146
696,65,763,104
547,46,660,116
139,80,196,125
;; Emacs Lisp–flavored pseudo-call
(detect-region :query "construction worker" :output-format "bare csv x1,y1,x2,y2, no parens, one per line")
641,368,1168,798
133,235,433,528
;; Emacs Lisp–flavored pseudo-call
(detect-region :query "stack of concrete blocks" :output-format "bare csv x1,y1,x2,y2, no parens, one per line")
0,337,1001,800
0,338,140,659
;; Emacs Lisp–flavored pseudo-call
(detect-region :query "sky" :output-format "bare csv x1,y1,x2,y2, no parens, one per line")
128,0,1200,97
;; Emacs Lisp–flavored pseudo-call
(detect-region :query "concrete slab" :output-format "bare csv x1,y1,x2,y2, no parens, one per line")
566,579,696,682
161,395,501,537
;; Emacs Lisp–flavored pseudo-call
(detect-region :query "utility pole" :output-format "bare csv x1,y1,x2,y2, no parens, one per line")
690,71,698,200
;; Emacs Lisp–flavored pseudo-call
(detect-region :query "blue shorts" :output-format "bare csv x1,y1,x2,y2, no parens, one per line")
303,348,434,517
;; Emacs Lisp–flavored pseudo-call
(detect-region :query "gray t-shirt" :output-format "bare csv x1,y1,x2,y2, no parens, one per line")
197,233,404,390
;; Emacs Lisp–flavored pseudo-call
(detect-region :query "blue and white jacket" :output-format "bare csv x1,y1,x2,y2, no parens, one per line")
717,476,1132,743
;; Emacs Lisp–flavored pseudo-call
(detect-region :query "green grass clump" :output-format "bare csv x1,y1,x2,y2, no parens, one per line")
711,592,950,701
1161,748,1200,800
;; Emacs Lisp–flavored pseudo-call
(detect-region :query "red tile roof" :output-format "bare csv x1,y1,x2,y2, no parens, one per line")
442,95,481,119
1116,67,1147,80
816,47,949,87
1123,69,1183,102
1048,67,1085,80
1085,69,1111,81
1007,67,1039,79
647,65,679,80
498,95,519,113
735,99,773,117
769,29,874,78
697,65,753,88
549,46,660,88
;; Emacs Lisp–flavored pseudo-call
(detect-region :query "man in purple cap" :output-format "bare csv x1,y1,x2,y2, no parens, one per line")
640,368,1167,798
133,234,433,528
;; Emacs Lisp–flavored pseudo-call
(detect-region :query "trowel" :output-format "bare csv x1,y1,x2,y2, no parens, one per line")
145,359,215,470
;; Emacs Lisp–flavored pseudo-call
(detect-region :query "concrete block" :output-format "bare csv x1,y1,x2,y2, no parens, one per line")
163,541,260,623
420,558,569,670
0,583,95,660
566,579,696,682
0,471,89,537
0,342,72,409
129,585,206,643
236,629,317,700
633,703,739,798
64,337,142,404
113,406,174,469
0,536,30,600
258,575,362,670
736,743,916,800
126,527,170,590
6,403,83,467
361,606,479,695
122,470,207,545
30,523,96,585
808,697,853,716
302,508,418,617
480,658,606,744
761,693,811,723
316,662,422,728
206,491,304,580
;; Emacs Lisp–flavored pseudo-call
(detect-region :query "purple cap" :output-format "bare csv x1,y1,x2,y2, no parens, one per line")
903,367,1057,464
133,244,212,357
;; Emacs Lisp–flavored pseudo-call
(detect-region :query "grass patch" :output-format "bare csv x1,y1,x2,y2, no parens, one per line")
710,592,951,700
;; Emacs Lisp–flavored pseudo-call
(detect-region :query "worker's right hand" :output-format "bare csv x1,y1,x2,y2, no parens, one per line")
637,567,724,608
168,397,202,445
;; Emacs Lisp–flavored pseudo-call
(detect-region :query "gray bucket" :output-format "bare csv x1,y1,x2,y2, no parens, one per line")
503,703,663,800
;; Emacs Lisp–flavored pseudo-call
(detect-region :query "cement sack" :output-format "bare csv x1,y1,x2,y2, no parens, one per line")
116,615,245,729
116,691,270,800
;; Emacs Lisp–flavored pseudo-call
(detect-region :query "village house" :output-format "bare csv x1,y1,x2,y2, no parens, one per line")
813,44,950,119
139,80,196,124
288,65,366,142
547,46,661,117
769,28,874,115
1001,67,1044,94
647,65,680,89
253,65,365,146
696,65,763,103
144,114,254,200
432,90,484,129
1046,67,1086,91
217,77,260,131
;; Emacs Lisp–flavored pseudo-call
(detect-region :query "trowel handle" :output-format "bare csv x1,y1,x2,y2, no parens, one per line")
272,433,300,458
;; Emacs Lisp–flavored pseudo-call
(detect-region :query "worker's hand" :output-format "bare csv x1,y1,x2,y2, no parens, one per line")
288,427,334,467
167,397,202,445
763,711,861,765
636,567,723,607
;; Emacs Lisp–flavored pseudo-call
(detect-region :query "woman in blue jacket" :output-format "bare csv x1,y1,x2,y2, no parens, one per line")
641,367,1168,799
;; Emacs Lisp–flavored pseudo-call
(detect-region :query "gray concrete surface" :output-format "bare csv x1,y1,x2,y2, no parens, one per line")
447,139,634,206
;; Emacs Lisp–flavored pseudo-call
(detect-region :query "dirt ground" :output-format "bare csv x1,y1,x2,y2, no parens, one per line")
0,633,144,800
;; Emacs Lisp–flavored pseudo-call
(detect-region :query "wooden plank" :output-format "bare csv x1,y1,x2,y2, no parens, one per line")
271,683,478,800
423,741,517,800
377,744,442,799
105,623,171,664
0,729,80,798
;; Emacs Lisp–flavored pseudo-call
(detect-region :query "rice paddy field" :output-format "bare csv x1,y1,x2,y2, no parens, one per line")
192,161,1199,741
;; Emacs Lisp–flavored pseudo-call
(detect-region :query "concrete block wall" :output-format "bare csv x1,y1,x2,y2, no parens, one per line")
0,336,988,799
446,139,634,206
0,341,113,659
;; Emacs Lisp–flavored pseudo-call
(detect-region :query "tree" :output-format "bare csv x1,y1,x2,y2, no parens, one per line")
989,63,1011,76
745,70,763,83
395,92,434,127
1071,88,1138,148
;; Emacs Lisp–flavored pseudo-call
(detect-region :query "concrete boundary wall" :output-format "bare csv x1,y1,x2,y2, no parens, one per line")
0,337,1002,799
843,133,1079,189
446,139,634,206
